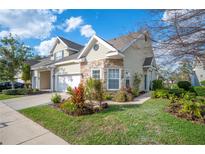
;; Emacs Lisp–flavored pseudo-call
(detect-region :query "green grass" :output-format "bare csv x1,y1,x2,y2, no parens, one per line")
20,99,205,144
0,94,21,100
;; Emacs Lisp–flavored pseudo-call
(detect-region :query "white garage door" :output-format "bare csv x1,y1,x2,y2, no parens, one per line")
56,75,80,92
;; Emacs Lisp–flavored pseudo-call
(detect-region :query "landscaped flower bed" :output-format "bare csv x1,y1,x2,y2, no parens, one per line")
151,80,205,124
50,77,144,116
51,80,109,116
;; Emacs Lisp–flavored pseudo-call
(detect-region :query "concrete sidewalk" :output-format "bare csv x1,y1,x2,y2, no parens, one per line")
107,92,151,105
1,92,68,110
0,102,68,145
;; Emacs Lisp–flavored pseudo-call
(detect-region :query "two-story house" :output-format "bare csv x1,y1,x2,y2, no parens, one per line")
31,31,157,92
191,55,205,86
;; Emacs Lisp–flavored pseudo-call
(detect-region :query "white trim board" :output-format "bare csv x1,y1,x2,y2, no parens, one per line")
78,35,118,59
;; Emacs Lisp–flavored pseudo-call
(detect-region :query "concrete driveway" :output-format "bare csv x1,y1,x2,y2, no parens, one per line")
0,102,68,145
1,92,68,110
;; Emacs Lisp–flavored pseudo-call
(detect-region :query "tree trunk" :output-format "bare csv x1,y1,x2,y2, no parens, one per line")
11,81,15,89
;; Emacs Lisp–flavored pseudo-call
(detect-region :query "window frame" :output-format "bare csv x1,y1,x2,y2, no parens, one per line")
107,68,121,91
91,69,101,80
54,50,64,61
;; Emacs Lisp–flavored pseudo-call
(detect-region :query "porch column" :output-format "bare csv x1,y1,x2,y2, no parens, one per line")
51,68,55,91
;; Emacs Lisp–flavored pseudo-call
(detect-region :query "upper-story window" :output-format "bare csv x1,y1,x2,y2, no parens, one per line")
54,50,64,61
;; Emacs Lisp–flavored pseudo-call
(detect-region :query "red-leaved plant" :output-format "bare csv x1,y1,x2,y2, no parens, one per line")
67,82,85,109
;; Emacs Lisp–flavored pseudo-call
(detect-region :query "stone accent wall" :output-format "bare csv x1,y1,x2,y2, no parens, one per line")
104,59,124,90
80,58,124,91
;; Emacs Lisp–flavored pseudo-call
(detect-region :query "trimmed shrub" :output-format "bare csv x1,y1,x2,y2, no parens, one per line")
168,88,185,97
113,88,134,102
131,88,139,97
151,89,169,99
51,93,62,104
200,80,205,86
2,88,34,95
113,90,127,102
2,89,18,95
193,86,205,96
126,93,134,101
177,81,191,91
152,79,163,90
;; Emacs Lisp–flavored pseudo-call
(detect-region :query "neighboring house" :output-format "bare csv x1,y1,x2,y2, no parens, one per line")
31,31,157,92
191,56,205,86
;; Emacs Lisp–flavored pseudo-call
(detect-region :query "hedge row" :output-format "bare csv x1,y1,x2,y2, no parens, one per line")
2,88,41,95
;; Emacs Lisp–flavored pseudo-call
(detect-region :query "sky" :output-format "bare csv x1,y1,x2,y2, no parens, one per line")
0,9,163,56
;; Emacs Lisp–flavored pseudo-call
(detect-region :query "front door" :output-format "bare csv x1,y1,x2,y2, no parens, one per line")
144,74,147,91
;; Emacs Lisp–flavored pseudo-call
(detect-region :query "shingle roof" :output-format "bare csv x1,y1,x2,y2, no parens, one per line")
107,32,142,51
26,59,42,66
54,52,80,64
143,57,153,66
58,36,84,51
31,52,81,69
31,56,54,69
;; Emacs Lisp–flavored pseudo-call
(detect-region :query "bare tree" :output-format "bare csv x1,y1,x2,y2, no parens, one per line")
146,10,205,64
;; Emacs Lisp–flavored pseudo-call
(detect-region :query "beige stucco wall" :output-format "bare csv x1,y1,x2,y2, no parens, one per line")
40,71,50,89
55,63,80,75
123,38,154,91
51,40,69,60
86,41,110,62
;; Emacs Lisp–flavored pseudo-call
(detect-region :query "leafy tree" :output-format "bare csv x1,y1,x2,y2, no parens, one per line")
0,34,32,89
21,63,31,88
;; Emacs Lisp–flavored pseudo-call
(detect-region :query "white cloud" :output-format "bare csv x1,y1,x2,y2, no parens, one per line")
0,30,9,38
65,16,83,32
52,9,65,14
0,10,57,39
80,25,96,38
34,37,57,56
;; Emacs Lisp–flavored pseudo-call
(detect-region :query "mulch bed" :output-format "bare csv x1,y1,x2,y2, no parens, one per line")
166,104,205,124
50,101,109,116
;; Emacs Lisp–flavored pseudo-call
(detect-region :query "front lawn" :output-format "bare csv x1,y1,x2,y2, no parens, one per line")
20,99,205,144
0,94,21,100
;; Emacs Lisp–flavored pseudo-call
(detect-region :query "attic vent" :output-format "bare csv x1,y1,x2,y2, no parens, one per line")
93,44,99,51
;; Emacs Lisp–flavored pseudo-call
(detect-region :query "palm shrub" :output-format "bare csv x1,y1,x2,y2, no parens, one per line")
60,100,77,114
151,89,169,99
93,79,104,106
85,78,95,103
180,99,202,119
51,93,62,104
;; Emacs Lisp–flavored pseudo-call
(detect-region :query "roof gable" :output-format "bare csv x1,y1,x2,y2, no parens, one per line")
78,35,118,59
50,37,84,54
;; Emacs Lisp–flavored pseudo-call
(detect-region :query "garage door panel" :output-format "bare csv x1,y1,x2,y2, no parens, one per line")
56,75,80,92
